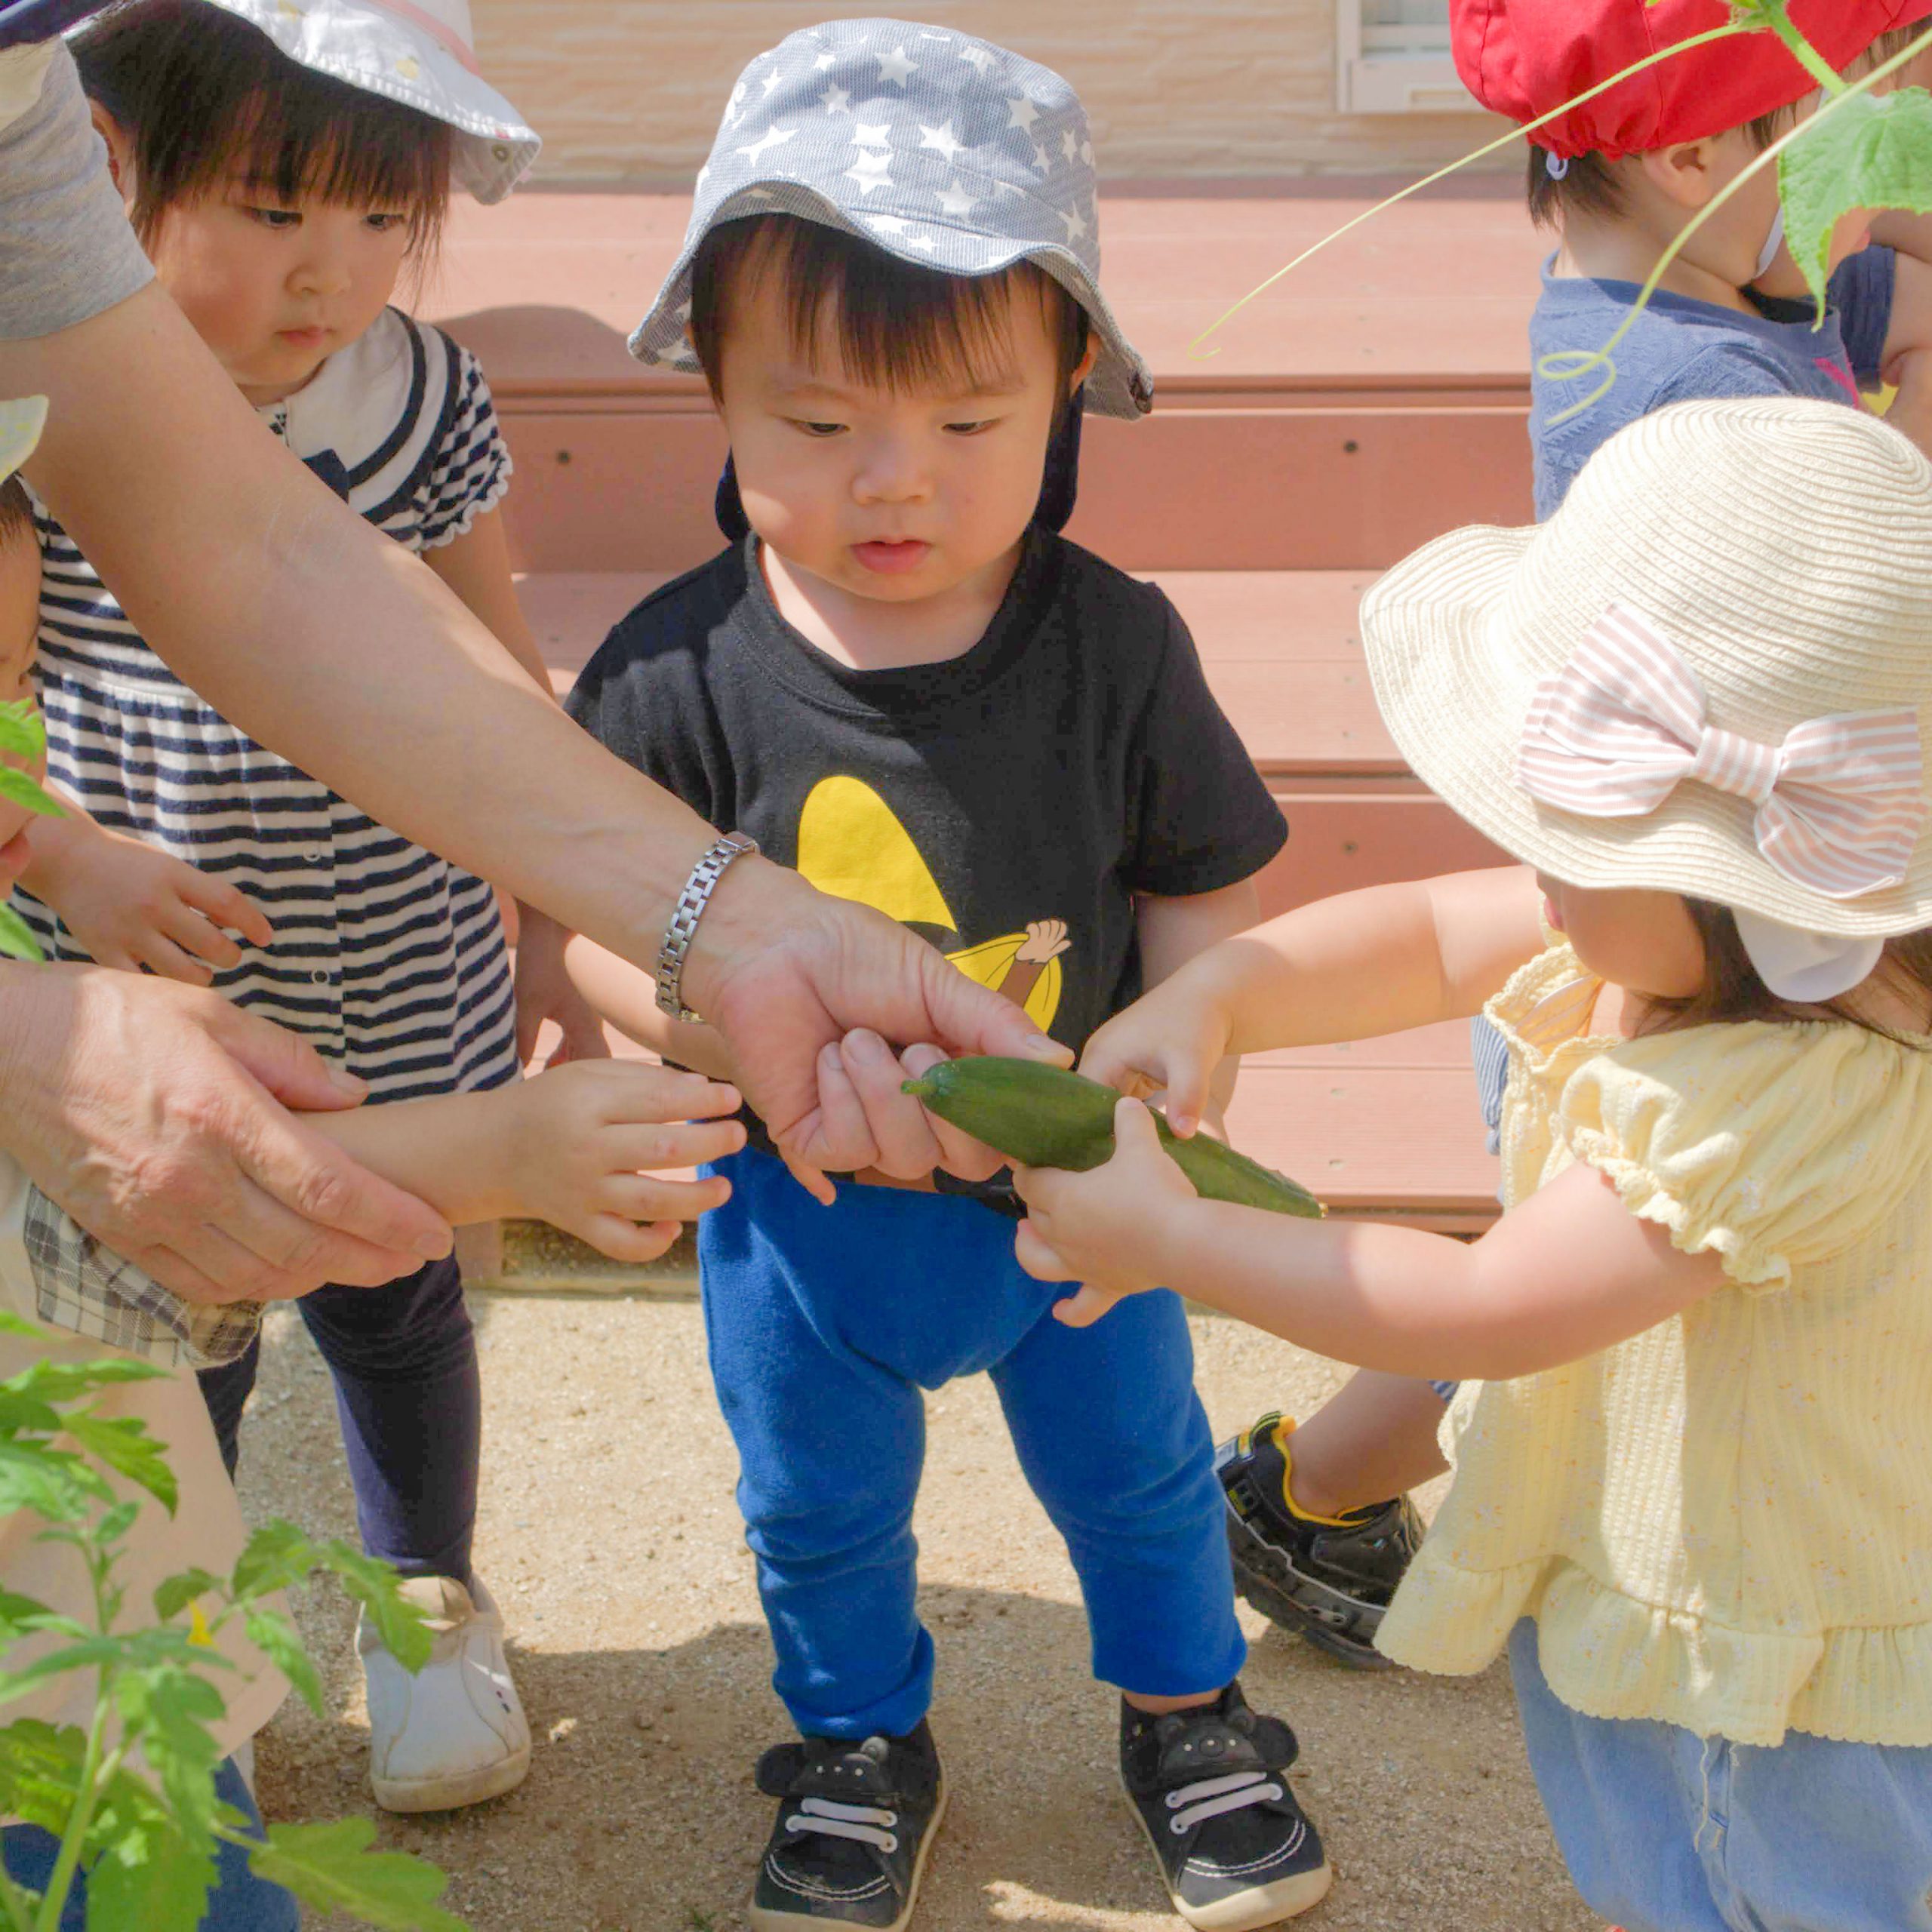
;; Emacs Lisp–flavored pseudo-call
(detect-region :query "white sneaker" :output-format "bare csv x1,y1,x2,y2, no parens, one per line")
358,1574,531,1813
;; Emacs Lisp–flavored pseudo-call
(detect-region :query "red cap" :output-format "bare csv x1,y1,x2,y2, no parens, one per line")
1453,0,1932,159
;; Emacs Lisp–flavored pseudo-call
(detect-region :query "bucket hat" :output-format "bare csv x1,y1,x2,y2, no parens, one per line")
198,0,537,202
1361,398,1932,943
630,17,1151,420
1452,0,1932,160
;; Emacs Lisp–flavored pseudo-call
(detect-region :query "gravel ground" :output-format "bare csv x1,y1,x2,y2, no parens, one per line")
236,1291,1595,1932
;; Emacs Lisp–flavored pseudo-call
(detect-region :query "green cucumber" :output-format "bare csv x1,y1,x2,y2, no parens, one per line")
901,1056,1324,1219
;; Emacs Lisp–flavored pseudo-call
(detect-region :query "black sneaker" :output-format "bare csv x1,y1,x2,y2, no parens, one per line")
1120,1683,1331,1928
1217,1411,1423,1669
749,1721,946,1930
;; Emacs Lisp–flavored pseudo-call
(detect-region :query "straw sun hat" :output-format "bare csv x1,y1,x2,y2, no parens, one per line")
1361,398,1932,975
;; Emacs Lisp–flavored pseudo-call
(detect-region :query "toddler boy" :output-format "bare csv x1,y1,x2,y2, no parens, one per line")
548,20,1330,1932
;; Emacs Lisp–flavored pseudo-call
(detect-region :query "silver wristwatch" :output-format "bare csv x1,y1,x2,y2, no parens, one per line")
655,832,760,1023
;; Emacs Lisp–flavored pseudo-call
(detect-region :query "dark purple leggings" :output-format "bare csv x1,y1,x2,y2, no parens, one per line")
198,1256,478,1586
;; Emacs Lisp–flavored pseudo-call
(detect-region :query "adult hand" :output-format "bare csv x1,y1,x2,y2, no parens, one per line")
0,963,453,1302
686,860,1071,1201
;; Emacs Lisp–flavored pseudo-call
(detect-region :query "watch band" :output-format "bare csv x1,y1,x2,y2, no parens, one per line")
655,832,759,1023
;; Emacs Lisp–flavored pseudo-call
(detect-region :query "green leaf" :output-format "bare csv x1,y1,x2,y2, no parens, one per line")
321,1546,432,1675
0,764,63,817
83,1813,216,1932
64,1414,178,1515
114,1664,226,1841
241,1607,325,1718
0,1719,87,1838
250,1819,467,1932
1781,86,1932,312
0,703,41,758
0,902,42,962
81,1765,221,1930
228,1521,318,1605
0,1441,110,1523
152,1571,223,1624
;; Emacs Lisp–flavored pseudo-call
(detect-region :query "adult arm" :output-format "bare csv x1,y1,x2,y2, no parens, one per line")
2,282,1061,1188
0,963,452,1301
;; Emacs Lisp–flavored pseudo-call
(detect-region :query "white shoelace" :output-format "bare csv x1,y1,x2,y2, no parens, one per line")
1164,1769,1284,1834
784,1795,900,1854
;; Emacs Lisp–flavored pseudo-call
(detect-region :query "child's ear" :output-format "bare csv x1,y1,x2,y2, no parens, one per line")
88,103,137,207
1639,139,1722,212
1069,337,1100,396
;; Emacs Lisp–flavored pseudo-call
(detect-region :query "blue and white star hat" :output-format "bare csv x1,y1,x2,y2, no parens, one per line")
630,18,1152,420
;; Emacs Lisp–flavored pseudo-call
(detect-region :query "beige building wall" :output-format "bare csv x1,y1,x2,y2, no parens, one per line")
471,2,1512,183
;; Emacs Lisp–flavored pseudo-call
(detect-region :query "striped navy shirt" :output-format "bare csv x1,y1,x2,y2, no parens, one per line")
16,308,520,1105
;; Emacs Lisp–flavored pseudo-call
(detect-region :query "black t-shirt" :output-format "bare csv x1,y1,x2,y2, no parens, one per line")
567,528,1287,1192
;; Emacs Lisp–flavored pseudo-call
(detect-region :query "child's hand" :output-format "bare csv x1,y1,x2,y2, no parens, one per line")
31,819,271,984
507,1060,746,1265
1014,1098,1197,1327
1077,980,1233,1137
513,906,613,1069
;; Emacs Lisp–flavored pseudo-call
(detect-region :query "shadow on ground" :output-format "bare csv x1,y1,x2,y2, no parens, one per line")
237,1296,1592,1932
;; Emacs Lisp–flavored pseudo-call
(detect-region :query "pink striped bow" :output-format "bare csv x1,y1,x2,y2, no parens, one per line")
1516,603,1925,900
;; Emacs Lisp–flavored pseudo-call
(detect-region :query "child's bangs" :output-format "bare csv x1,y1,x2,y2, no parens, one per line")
694,214,1087,401
72,0,451,255
225,86,451,255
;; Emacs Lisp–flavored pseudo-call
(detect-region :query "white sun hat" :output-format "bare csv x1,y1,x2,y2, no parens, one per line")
198,0,537,202
1361,397,1932,951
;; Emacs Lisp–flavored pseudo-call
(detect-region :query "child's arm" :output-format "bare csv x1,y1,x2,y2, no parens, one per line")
20,802,272,983
555,927,739,1082
1134,878,1263,1131
1015,1097,1726,1377
1082,866,1543,1134
304,1058,746,1266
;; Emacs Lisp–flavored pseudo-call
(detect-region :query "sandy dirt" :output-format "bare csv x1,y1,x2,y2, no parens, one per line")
237,1291,1596,1932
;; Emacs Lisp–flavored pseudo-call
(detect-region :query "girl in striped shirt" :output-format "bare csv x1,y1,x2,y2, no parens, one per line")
11,0,605,1817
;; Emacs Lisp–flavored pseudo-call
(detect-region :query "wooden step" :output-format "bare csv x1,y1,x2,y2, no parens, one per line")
434,180,1544,576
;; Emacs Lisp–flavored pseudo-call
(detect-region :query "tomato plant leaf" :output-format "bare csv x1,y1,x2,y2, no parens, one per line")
228,1520,318,1605
0,700,41,759
0,1718,85,1838
0,902,42,962
1782,86,1932,313
0,762,63,817
251,1819,467,1931
152,1571,223,1625
321,1544,432,1675
84,1812,217,1932
63,1413,178,1515
241,1607,325,1718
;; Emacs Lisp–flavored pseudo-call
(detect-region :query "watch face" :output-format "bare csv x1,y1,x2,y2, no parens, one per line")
0,2,105,48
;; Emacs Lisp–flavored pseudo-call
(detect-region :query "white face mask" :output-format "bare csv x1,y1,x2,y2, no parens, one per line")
1733,907,1882,1002
1755,205,1788,281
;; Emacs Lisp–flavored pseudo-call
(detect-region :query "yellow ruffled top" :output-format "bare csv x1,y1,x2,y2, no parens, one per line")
1376,943,1932,1746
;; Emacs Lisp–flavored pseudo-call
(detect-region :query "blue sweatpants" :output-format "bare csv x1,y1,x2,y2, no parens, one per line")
699,1149,1247,1740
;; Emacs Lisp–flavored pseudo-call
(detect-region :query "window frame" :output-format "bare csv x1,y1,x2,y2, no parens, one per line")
1335,0,1483,115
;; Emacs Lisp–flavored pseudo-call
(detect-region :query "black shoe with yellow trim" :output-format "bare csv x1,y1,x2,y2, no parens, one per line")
1215,1411,1422,1669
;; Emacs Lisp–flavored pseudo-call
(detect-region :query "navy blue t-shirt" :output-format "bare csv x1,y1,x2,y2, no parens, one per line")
1528,246,1897,517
